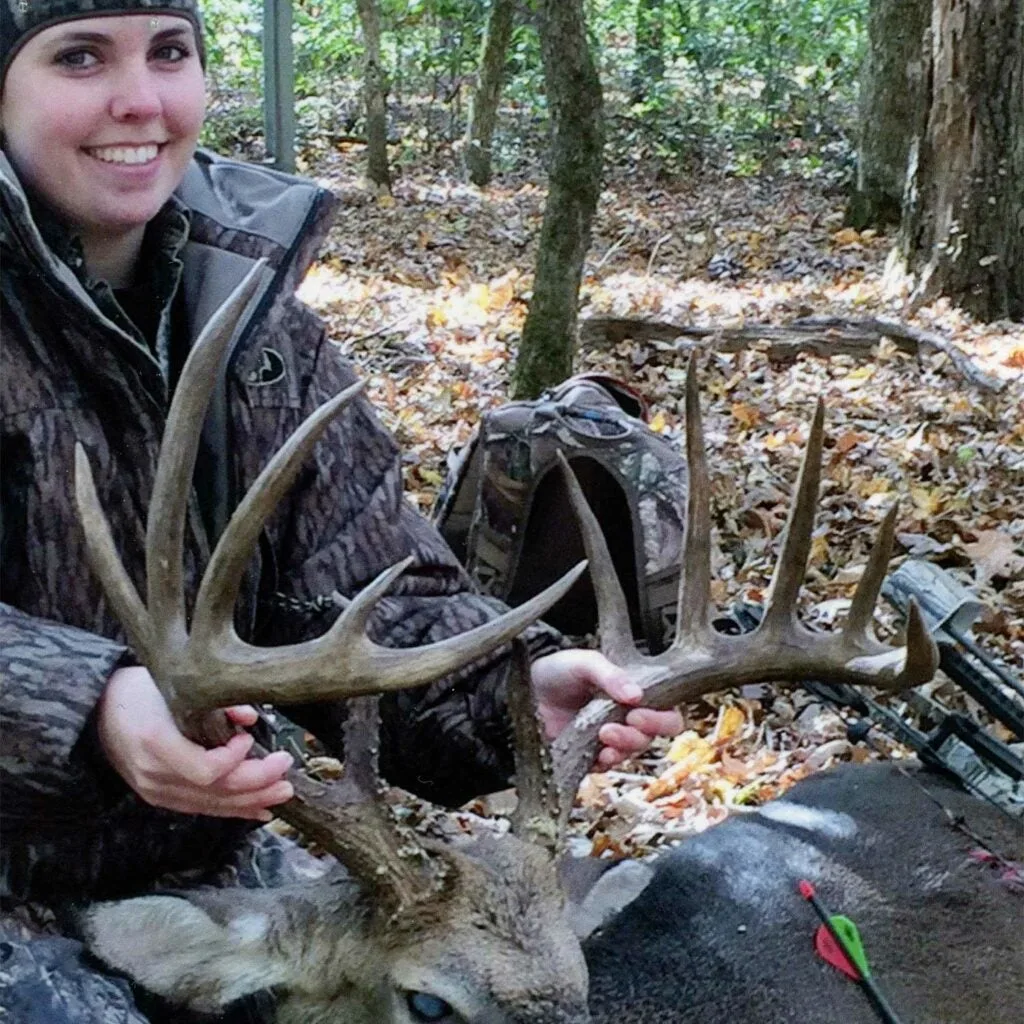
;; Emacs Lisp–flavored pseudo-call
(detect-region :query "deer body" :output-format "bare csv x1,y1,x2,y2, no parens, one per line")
585,763,1023,1024
84,763,1023,1023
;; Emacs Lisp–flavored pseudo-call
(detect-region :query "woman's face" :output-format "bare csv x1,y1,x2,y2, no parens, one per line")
1,14,205,239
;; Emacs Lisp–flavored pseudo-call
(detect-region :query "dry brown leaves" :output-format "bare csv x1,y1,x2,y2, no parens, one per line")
298,151,1022,857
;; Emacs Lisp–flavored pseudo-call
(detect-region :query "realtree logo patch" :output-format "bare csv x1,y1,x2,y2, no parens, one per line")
247,347,286,387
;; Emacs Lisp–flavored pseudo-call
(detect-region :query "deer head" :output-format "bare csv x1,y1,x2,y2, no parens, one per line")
83,712,589,1024
77,263,937,1023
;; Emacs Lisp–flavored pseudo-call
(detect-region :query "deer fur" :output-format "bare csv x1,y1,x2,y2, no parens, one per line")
83,834,590,1024
586,762,1024,1024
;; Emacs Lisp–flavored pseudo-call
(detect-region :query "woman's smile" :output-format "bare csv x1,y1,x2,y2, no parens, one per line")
85,142,165,166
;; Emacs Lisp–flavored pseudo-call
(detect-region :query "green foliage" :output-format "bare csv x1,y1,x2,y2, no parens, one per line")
200,0,263,93
590,0,866,175
293,2,360,96
199,0,866,176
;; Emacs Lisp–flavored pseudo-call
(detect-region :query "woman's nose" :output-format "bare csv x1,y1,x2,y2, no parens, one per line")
108,65,163,121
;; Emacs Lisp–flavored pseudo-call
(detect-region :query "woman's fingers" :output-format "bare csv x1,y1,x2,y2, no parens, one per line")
224,704,260,727
147,728,254,788
145,749,292,793
150,779,295,820
213,750,294,794
596,746,627,769
596,708,684,768
98,667,297,818
624,707,684,738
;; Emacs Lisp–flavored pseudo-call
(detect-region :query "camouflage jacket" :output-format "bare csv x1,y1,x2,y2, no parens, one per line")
0,149,559,905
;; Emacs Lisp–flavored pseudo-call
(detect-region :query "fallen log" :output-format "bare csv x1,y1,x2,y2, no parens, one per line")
577,315,1004,393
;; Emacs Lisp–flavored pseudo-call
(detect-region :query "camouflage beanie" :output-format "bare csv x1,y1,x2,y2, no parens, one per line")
2,0,205,84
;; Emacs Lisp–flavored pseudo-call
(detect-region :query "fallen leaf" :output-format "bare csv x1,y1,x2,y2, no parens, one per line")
649,409,669,433
648,733,716,798
731,402,762,429
910,486,945,517
712,704,747,744
834,430,864,455
426,306,448,329
666,730,715,764
832,227,861,247
964,530,1024,584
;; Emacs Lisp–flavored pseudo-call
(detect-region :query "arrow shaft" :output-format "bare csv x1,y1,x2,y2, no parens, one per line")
819,916,902,1024
802,884,904,1024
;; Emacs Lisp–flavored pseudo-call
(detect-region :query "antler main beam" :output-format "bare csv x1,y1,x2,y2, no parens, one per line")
550,355,939,817
75,263,586,743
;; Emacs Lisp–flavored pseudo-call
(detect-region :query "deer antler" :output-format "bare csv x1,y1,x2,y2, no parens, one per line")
74,261,585,906
507,639,561,853
75,262,585,744
549,354,939,819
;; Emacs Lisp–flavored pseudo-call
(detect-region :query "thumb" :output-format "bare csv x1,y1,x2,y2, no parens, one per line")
579,652,642,705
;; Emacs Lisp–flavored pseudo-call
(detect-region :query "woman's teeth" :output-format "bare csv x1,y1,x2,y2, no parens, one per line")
89,144,160,165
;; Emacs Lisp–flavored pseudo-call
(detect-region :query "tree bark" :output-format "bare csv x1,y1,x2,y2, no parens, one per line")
890,0,1023,321
512,0,604,399
848,0,930,229
355,0,391,192
631,0,666,103
465,0,517,186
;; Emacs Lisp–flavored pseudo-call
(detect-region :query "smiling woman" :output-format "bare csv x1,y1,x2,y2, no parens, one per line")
1,5,206,286
0,2,683,1021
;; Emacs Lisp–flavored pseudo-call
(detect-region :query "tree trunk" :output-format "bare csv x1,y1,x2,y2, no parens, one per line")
848,0,930,229
631,0,666,103
465,0,516,186
355,0,391,192
891,0,1023,320
512,0,604,400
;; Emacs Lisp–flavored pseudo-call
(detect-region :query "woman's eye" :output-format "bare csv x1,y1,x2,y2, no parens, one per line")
406,991,453,1022
56,49,99,69
152,44,191,63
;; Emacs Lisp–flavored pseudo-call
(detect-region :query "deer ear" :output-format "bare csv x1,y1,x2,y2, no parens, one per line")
82,895,295,1011
558,856,655,940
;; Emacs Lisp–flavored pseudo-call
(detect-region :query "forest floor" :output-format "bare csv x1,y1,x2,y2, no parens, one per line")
292,146,1023,856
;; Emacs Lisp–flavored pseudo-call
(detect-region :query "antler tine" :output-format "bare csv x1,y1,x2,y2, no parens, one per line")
673,353,713,643
902,600,940,686
75,444,154,658
508,639,560,853
275,696,450,919
174,558,589,712
845,504,897,638
557,451,637,663
760,399,825,635
147,263,266,640
191,380,365,642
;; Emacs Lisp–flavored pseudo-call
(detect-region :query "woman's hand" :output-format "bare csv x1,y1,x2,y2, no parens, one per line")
97,666,294,821
530,650,683,768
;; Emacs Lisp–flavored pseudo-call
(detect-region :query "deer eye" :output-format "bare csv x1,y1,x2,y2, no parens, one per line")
406,990,453,1021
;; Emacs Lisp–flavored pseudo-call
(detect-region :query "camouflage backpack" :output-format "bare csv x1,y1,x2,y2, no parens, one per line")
433,376,688,653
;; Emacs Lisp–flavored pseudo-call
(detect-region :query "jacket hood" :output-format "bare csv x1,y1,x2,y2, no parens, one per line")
179,148,340,298
0,146,340,334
